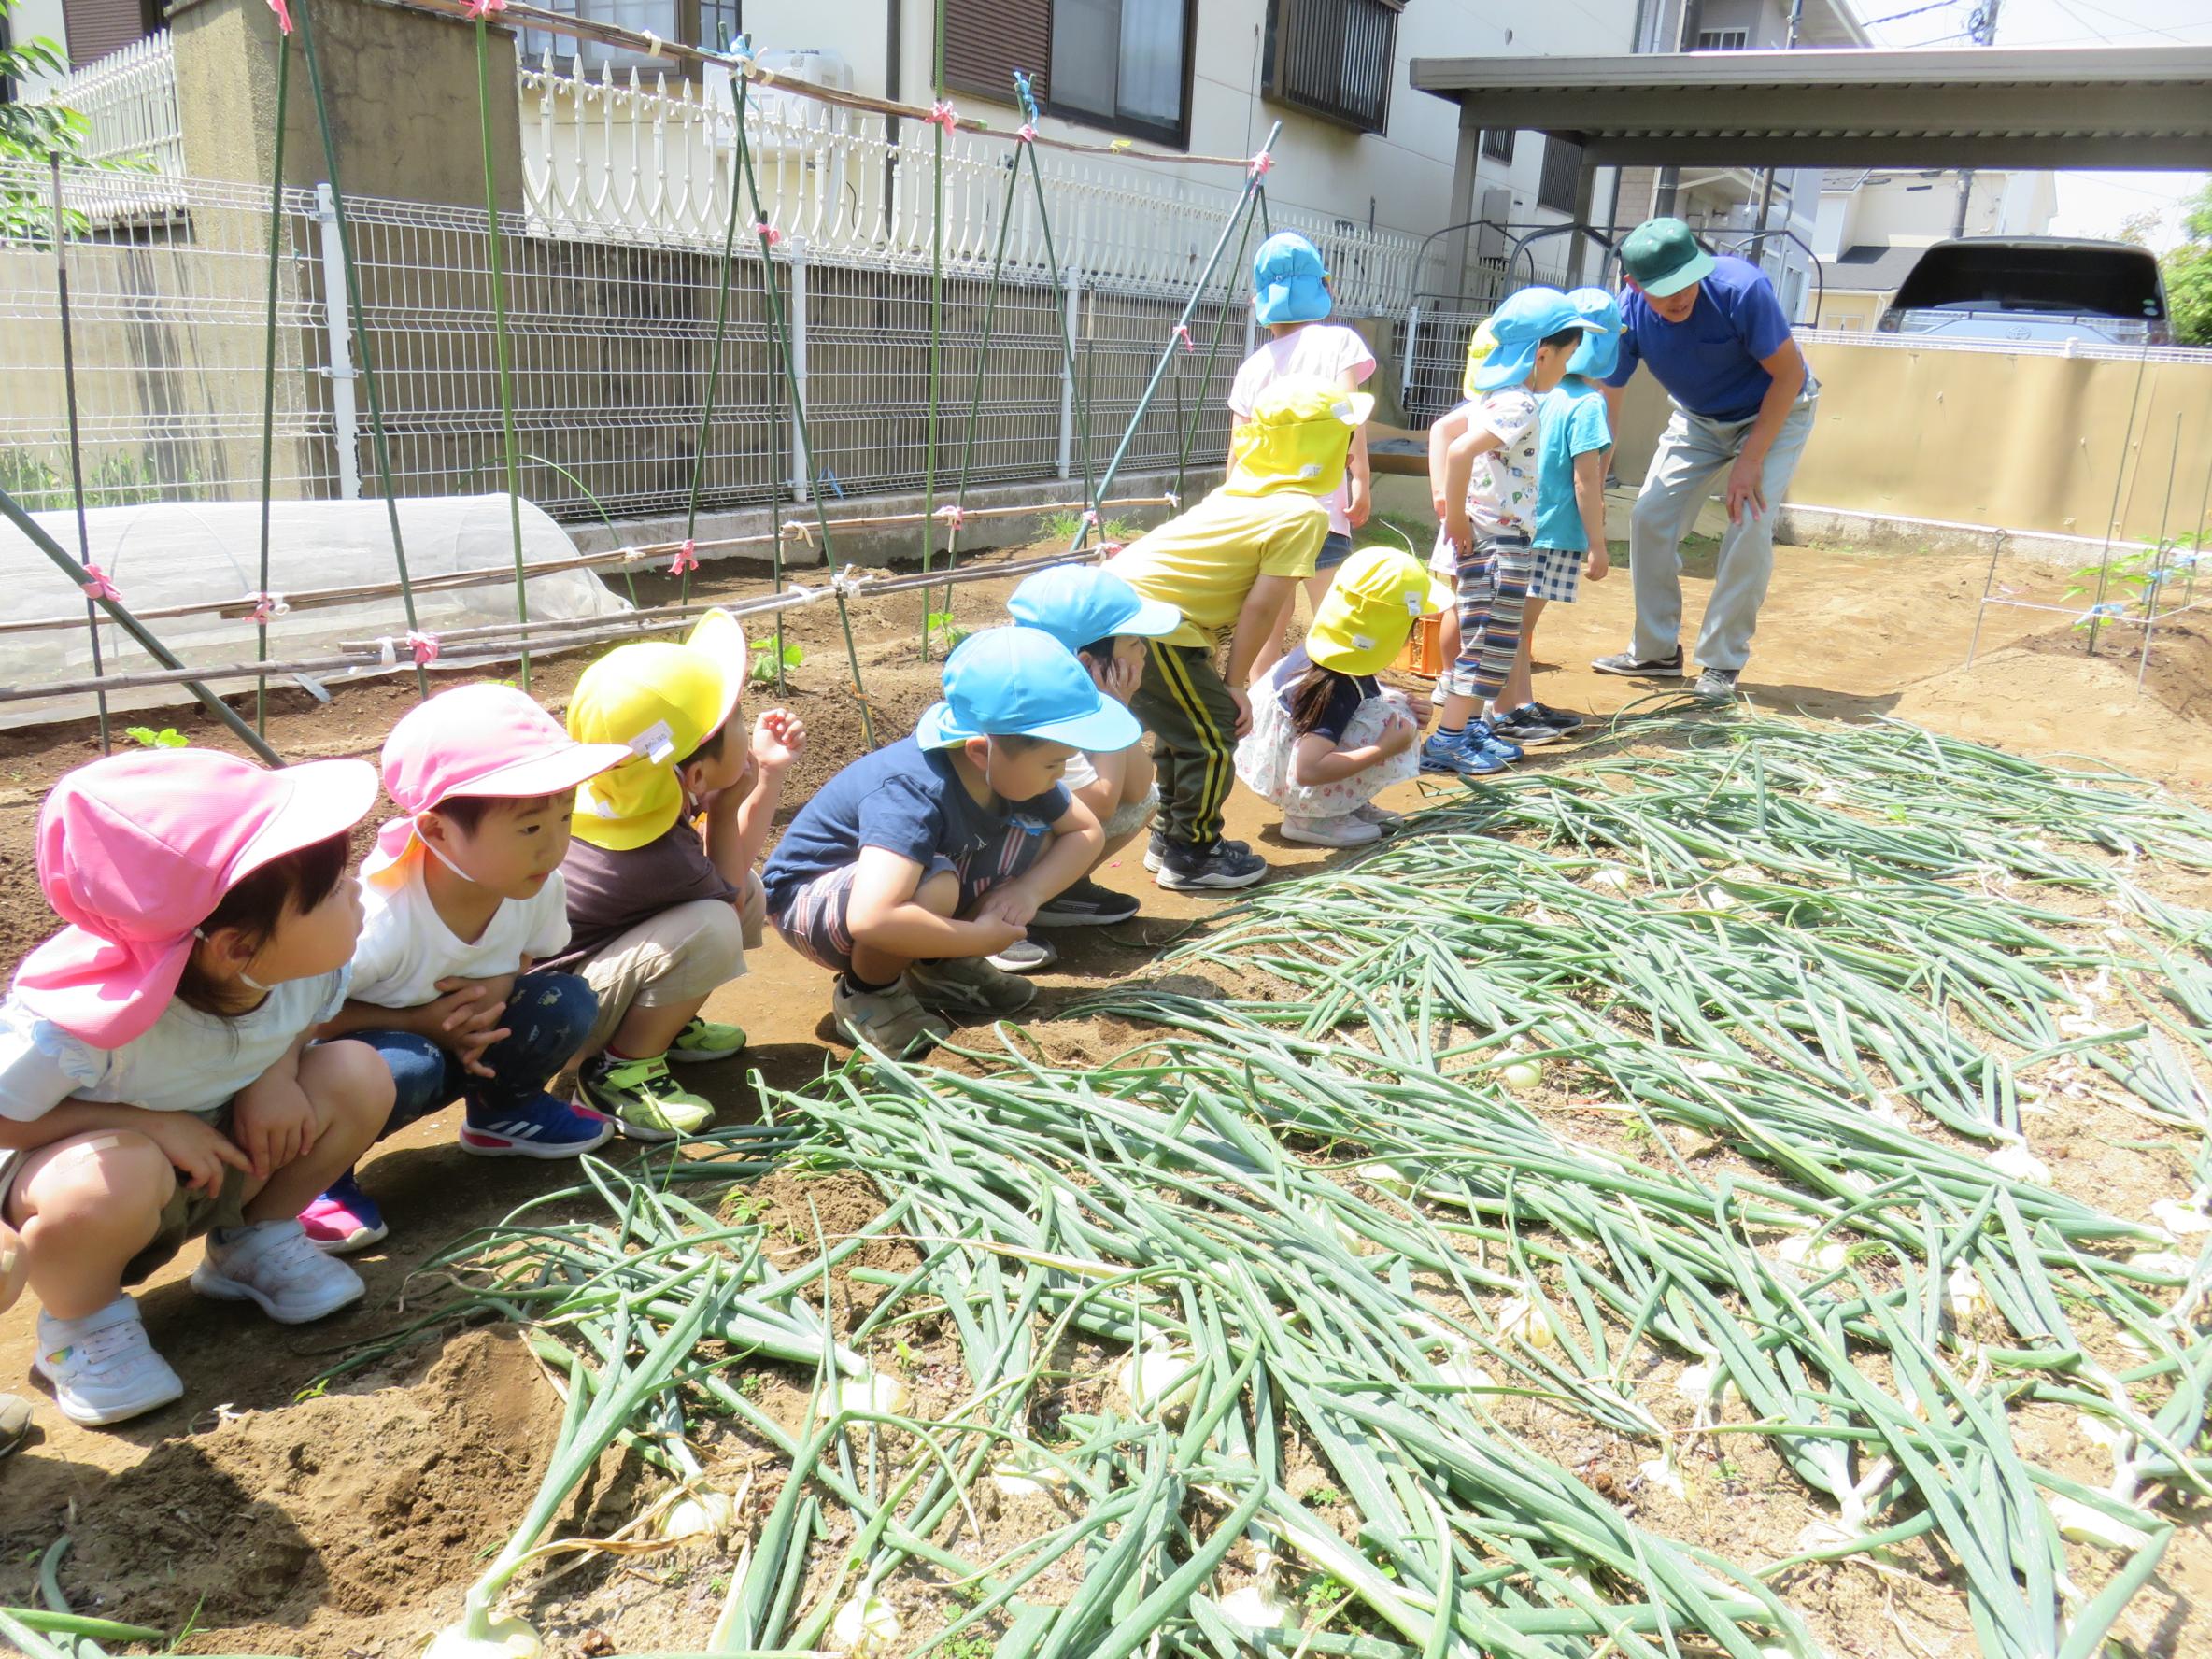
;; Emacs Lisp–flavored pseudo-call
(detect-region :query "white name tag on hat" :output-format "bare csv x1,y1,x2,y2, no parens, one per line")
627,720,677,765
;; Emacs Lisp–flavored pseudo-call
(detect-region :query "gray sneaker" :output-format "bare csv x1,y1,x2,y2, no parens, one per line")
1591,647,1684,678
906,954,1038,1017
1694,666,1741,701
832,974,951,1056
0,1391,35,1455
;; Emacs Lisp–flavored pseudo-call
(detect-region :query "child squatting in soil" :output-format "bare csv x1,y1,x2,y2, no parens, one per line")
549,609,807,1141
1236,546,1452,848
1102,374,1367,896
1005,564,1182,928
0,750,393,1427
299,684,636,1253
760,627,1130,1059
1422,287,1603,779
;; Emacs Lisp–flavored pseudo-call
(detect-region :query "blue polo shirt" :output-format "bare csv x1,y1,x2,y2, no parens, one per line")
760,736,1070,916
1606,256,1794,423
1532,377,1612,552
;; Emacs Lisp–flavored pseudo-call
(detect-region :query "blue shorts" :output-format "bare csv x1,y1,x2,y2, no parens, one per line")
1314,531,1354,572
771,831,1044,976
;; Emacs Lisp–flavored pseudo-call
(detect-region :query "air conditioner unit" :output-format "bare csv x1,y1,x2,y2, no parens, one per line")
706,48,853,156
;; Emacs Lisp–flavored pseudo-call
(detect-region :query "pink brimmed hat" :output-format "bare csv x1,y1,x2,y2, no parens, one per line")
16,750,379,1048
363,683,632,883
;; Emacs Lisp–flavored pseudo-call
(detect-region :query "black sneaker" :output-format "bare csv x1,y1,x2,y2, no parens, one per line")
1694,666,1740,700
1530,702,1584,733
1032,876,1141,927
1590,647,1684,678
1491,707,1567,749
1156,838,1269,893
1144,830,1251,873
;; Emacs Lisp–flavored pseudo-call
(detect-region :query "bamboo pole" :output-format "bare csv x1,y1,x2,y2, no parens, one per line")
253,23,293,735
475,6,532,688
48,154,111,754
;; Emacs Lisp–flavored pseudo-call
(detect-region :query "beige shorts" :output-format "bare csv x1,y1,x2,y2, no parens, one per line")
574,874,765,1056
1102,784,1160,842
0,1109,248,1287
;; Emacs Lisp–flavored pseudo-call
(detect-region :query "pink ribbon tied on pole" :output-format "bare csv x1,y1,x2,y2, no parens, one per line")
267,0,294,35
924,101,958,135
1173,324,1195,354
405,631,441,667
934,503,966,532
80,564,121,603
1015,123,1038,145
755,223,782,246
463,0,505,19
670,539,700,576
1247,150,1273,179
245,591,287,627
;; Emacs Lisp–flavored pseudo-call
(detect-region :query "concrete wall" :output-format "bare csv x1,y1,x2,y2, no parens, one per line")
1607,340,2212,547
170,0,523,211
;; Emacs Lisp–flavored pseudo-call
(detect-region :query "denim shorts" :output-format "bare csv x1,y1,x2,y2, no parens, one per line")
1315,531,1354,572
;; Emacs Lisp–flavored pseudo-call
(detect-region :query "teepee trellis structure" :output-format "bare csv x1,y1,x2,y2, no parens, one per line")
0,0,1282,763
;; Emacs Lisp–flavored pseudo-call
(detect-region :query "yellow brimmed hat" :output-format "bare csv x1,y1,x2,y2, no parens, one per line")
1224,376,1375,502
1459,317,1500,401
566,608,748,851
1306,546,1454,676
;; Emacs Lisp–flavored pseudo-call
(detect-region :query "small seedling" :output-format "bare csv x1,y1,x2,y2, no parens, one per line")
751,640,804,684
125,725,189,749
927,611,971,654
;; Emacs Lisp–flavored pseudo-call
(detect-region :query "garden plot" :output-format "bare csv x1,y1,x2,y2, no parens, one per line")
13,712,2203,1659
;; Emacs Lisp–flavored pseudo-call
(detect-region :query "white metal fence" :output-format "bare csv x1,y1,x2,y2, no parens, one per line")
516,55,1427,311
0,158,1254,525
33,34,186,177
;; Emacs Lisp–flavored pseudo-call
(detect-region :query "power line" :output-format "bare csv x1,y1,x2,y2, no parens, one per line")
2054,0,2196,42
1862,0,1964,23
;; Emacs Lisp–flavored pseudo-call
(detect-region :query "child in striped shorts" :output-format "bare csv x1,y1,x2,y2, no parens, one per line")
1419,288,1600,778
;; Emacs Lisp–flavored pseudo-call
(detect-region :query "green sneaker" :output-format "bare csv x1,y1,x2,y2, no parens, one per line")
579,1054,716,1142
668,1015,747,1064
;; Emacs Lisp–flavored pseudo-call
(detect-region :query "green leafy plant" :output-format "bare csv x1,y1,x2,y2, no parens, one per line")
1042,509,1137,544
750,640,803,685
926,610,970,655
125,726,189,749
0,446,186,512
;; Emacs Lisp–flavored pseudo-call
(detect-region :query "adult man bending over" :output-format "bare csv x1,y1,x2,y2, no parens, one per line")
1594,218,1816,700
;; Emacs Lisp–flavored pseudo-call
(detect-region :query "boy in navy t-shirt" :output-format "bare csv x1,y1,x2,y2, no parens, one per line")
761,628,1137,1057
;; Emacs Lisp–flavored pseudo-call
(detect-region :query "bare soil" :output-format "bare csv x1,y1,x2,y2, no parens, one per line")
1,531,2207,1654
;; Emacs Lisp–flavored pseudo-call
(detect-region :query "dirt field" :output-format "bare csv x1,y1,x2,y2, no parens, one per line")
1,519,2206,1654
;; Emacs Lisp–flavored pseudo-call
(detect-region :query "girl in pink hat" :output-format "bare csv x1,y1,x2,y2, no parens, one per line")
0,749,392,1428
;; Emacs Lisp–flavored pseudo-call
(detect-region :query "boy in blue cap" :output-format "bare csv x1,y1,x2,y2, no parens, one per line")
760,628,1132,1056
1233,231,1376,681
1423,287,1600,777
1487,286,1622,749
1006,566,1182,926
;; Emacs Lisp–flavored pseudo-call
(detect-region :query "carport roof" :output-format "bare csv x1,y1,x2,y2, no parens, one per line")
1408,47,2212,169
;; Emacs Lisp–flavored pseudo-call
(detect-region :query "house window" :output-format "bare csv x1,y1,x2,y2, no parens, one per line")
1261,0,1404,136
942,0,1195,149
1052,0,1193,146
1537,135,1583,215
522,0,743,70
1694,28,1751,49
1481,128,1515,163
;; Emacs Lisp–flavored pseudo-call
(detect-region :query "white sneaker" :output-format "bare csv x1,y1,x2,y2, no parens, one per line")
1281,814,1383,848
191,1219,365,1324
986,936,1058,973
35,1297,183,1426
1354,802,1405,830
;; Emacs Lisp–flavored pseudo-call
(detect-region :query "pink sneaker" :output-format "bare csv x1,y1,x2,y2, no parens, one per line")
299,1172,388,1255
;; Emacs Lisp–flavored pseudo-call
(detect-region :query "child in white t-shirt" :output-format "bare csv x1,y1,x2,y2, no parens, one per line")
305,684,632,1253
1233,231,1376,681
1,750,390,1426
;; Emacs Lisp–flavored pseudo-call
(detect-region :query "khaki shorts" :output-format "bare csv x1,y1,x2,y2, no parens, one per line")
574,874,764,1056
1102,784,1160,843
0,1108,249,1288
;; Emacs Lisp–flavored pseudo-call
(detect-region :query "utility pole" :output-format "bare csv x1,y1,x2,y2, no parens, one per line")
1749,0,1803,268
1951,0,2002,235
1654,0,1703,217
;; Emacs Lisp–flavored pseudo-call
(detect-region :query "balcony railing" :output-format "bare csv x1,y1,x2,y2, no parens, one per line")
33,32,185,177
1262,0,1404,136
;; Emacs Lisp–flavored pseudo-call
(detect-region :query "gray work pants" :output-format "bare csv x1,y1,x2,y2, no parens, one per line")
1628,390,1818,673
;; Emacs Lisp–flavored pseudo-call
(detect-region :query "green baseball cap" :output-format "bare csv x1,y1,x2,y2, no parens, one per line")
1620,218,1717,299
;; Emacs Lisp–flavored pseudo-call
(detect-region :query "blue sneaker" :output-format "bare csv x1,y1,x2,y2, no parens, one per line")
300,1171,388,1255
1420,727,1509,776
1471,717,1523,763
460,1093,616,1159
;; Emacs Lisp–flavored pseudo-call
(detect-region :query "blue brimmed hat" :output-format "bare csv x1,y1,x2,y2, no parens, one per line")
1472,286,1601,391
1565,286,1625,379
915,627,1142,752
1252,231,1332,327
1007,566,1182,653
